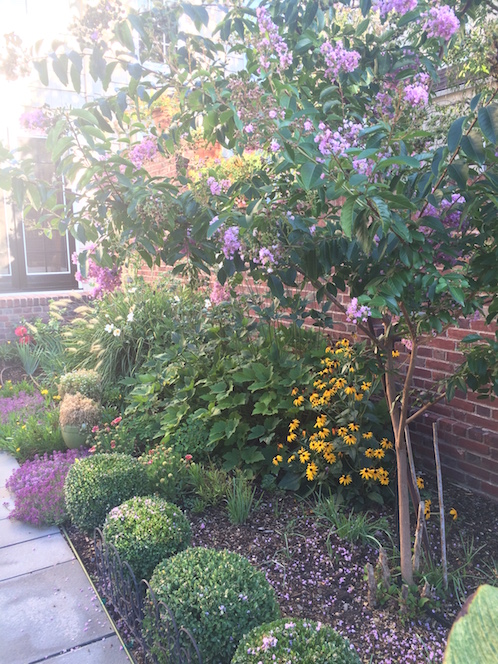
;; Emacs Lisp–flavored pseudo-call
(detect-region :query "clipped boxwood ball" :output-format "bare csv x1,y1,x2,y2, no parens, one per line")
147,547,280,664
64,453,149,532
231,617,361,664
103,496,191,581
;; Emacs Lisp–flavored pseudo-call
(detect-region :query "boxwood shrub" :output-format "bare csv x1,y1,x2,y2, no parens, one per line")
64,453,149,532
231,617,361,664
103,496,191,581
147,547,280,664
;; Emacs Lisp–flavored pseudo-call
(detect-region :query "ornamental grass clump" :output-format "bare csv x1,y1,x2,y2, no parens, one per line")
6,448,88,526
231,617,361,664
147,547,280,664
58,369,102,402
103,496,191,581
64,453,149,532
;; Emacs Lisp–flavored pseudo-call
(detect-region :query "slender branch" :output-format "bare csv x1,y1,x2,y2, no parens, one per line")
395,341,419,444
406,391,447,425
420,88,498,218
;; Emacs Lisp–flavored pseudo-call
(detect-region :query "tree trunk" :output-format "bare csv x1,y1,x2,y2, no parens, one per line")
395,428,413,585
384,344,415,586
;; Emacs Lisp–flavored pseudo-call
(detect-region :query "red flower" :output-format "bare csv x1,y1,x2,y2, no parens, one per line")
15,326,28,337
18,335,33,345
110,441,116,449
111,416,122,426
89,446,97,453
185,454,193,461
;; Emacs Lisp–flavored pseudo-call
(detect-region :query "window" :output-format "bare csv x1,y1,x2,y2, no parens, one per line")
0,136,77,293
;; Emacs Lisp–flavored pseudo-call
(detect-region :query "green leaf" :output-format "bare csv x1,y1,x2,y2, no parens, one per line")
240,447,265,464
448,116,467,152
448,163,469,190
114,19,135,52
278,472,301,491
33,59,49,86
268,274,284,299
299,162,323,190
340,195,358,239
478,105,498,144
374,155,420,171
460,131,485,164
443,585,498,664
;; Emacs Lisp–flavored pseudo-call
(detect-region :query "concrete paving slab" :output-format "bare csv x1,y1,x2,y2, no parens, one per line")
0,515,58,547
0,560,118,664
45,635,131,663
0,451,19,487
0,531,74,581
0,485,15,519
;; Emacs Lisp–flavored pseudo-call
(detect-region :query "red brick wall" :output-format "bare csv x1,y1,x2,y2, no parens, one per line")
0,291,88,343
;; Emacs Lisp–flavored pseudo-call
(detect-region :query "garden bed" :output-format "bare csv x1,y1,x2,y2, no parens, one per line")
65,481,498,664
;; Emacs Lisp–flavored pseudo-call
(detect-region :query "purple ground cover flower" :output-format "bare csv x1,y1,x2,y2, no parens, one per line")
0,391,44,424
6,448,88,526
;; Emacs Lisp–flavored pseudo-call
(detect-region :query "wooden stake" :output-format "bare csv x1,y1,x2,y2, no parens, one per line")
366,562,377,608
405,426,431,558
412,501,424,573
433,421,448,590
378,546,391,590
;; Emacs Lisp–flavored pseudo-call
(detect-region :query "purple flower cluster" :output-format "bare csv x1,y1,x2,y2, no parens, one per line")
404,73,430,107
207,176,231,196
256,7,292,71
352,156,375,177
314,120,363,158
222,226,241,260
320,41,361,81
72,242,121,298
210,281,231,305
423,5,460,41
129,137,158,169
19,109,47,132
373,0,417,17
346,298,372,324
254,246,277,273
0,391,44,424
6,448,88,526
421,194,466,229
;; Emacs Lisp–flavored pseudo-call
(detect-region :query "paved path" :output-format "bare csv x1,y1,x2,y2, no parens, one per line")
0,452,132,664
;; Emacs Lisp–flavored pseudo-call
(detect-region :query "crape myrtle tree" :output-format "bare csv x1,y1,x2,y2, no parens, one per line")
2,0,498,584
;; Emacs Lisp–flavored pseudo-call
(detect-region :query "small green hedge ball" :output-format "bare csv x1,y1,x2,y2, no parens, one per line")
64,453,149,532
231,617,361,664
147,547,280,664
103,496,191,580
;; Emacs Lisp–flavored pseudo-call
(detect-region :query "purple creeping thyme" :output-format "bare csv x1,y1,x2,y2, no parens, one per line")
0,391,44,424
6,448,89,526
320,41,361,81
